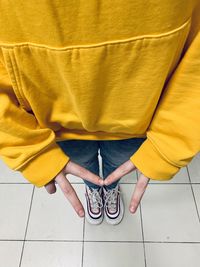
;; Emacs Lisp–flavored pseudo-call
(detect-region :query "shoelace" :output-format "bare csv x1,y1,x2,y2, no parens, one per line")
104,188,120,210
88,188,103,209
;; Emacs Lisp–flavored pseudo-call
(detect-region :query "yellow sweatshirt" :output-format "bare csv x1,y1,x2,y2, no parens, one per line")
0,1,200,187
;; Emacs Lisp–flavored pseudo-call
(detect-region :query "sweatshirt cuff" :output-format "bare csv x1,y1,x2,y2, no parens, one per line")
129,138,180,181
16,143,70,187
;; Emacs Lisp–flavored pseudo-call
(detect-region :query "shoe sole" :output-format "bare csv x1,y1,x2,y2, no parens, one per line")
85,210,104,225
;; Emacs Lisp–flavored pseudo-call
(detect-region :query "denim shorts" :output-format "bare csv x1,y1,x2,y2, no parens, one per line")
56,137,147,189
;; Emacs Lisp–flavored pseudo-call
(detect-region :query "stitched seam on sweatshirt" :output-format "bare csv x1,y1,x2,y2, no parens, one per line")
12,48,31,110
0,17,191,51
147,134,184,168
7,49,28,110
2,49,27,109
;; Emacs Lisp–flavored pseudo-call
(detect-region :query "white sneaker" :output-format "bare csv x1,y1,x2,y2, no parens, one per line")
103,184,124,225
85,185,104,225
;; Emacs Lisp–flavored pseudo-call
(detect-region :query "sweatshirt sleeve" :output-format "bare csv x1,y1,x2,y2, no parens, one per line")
0,50,70,187
129,6,200,181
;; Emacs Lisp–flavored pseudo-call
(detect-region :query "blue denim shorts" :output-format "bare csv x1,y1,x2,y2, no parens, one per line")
56,137,146,189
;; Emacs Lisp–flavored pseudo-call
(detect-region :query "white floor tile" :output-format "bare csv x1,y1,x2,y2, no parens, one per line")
66,173,84,184
145,243,200,267
0,241,23,267
0,160,29,184
21,241,82,267
83,242,145,267
192,184,200,216
84,184,143,241
119,170,138,183
26,184,85,240
141,184,200,242
0,184,33,239
1,150,200,267
187,152,200,183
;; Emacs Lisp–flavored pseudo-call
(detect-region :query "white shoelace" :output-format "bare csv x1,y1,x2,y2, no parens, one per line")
104,188,120,211
88,188,103,209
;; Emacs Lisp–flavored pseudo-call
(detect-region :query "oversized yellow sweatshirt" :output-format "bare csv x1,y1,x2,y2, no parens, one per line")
0,1,200,187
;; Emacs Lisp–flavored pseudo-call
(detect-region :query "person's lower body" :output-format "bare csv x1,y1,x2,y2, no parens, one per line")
56,137,146,225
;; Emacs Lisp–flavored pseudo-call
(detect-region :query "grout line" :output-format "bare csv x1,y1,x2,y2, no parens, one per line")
137,170,147,267
186,165,192,184
186,166,200,223
123,182,200,185
190,184,200,223
1,181,200,185
19,240,86,243
0,183,32,185
18,185,35,267
81,207,86,267
1,239,200,243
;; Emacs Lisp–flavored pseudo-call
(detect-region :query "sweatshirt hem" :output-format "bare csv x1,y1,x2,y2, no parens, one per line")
55,130,147,141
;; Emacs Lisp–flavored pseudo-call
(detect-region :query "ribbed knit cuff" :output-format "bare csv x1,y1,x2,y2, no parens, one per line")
129,138,180,181
17,142,70,187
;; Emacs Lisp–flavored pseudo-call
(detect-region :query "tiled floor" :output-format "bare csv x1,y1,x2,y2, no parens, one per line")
0,152,200,267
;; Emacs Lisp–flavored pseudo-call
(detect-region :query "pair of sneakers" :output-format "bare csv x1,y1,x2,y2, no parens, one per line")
84,183,124,225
